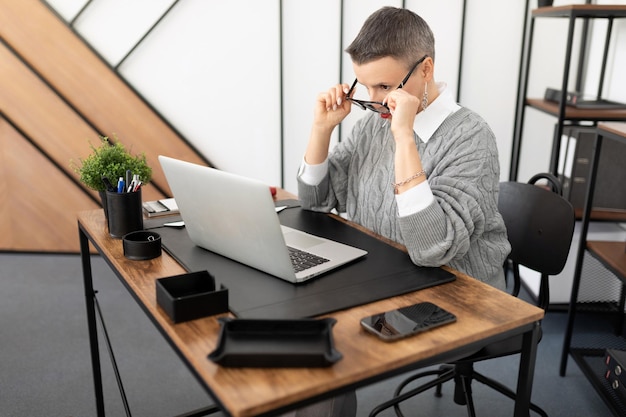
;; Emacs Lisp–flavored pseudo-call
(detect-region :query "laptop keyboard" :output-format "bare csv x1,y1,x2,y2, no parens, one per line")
288,246,330,273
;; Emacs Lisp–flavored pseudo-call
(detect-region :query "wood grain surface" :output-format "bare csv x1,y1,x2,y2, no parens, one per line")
78,203,543,417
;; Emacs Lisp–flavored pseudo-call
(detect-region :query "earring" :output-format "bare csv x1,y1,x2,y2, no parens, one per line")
422,82,429,111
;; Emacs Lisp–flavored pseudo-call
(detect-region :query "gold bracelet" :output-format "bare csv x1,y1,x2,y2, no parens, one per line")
392,170,426,194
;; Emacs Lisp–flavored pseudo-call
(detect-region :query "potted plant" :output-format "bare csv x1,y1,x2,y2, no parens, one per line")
71,135,152,215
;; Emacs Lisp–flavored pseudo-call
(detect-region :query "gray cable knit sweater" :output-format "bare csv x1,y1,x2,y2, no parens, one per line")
297,107,510,290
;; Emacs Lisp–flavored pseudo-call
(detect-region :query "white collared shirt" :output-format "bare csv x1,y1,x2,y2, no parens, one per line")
300,82,460,217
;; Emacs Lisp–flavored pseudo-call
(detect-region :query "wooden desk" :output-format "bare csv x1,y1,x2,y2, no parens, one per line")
78,206,544,417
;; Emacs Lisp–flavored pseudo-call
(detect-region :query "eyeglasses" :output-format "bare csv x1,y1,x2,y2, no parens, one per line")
346,55,428,114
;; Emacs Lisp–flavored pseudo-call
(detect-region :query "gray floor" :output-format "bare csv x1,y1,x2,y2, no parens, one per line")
0,252,614,417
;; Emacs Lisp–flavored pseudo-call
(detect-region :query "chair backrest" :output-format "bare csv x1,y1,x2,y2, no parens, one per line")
498,174,575,277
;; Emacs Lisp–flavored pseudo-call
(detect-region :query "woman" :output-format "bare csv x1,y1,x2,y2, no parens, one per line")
298,6,510,291
291,7,511,417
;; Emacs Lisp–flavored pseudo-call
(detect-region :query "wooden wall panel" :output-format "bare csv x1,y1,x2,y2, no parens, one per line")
0,0,207,252
0,0,209,197
0,43,164,203
0,118,100,252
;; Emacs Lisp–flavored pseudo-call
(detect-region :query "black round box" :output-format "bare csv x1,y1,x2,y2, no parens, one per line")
123,231,162,260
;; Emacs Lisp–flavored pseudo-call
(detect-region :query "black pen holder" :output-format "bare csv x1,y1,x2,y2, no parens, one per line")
156,271,229,323
106,189,143,238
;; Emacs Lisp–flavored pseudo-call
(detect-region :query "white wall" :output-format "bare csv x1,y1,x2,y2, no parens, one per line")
45,0,626,194
282,0,343,194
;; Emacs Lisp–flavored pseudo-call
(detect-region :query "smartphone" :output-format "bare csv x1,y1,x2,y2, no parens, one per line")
360,302,456,342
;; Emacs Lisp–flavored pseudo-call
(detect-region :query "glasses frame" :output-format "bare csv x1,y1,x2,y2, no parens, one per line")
346,54,428,114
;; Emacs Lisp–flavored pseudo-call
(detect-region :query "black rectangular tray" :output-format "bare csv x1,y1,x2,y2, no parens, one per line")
156,270,228,323
208,317,342,367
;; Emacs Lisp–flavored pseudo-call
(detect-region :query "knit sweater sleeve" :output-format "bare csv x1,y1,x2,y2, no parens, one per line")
297,119,366,213
398,110,510,288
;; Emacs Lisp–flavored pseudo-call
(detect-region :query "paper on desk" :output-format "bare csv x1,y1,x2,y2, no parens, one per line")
159,198,178,211
163,220,185,227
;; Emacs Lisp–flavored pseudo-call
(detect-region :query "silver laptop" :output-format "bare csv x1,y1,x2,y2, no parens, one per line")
158,156,367,283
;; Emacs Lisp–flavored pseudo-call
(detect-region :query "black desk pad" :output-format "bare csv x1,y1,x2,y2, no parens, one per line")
154,207,455,319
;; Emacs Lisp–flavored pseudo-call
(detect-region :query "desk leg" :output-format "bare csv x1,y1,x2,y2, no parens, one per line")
80,226,105,417
513,321,541,417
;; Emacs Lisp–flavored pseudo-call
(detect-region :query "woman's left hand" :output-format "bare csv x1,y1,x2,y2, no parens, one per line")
385,89,420,141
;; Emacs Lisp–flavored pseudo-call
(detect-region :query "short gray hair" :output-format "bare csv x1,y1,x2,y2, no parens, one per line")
346,7,435,70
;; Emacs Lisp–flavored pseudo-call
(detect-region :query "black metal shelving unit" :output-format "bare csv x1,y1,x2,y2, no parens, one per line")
559,122,626,417
510,5,626,415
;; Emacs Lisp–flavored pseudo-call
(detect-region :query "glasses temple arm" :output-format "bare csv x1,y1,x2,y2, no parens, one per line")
397,54,429,89
346,79,358,98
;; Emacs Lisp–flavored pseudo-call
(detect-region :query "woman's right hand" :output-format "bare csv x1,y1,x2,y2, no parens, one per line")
305,83,353,165
312,83,352,131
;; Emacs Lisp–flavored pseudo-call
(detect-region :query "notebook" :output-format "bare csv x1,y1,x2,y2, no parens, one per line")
158,156,368,283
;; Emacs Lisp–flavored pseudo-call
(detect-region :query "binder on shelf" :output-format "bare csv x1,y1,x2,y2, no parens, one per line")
557,126,626,212
605,349,626,404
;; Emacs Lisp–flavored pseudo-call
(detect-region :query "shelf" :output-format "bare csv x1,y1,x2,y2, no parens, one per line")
571,349,626,417
525,10,626,414
599,122,626,145
587,241,626,284
575,209,626,222
533,5,626,19
572,301,622,315
569,309,626,417
526,99,626,122
511,6,626,181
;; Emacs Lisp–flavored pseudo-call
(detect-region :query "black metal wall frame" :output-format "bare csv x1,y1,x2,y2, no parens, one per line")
53,0,467,189
41,0,213,173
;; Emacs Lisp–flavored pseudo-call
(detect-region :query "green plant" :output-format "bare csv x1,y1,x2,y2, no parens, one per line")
71,135,152,192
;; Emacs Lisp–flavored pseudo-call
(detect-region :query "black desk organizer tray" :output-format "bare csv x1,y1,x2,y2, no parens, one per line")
156,206,456,319
208,317,342,367
156,270,228,323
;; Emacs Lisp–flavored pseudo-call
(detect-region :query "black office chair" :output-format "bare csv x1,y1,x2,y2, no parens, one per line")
369,173,575,417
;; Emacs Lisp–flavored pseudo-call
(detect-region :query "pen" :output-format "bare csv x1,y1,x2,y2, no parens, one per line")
128,174,140,192
125,170,132,191
117,177,125,193
101,176,116,192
